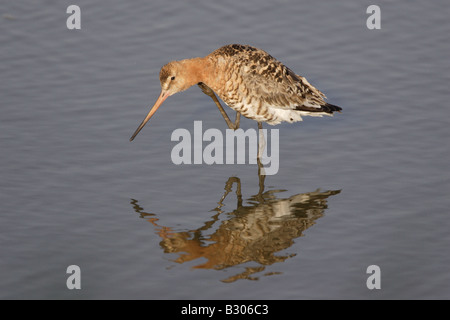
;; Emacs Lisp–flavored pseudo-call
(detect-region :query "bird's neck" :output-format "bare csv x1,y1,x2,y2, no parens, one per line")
179,57,213,87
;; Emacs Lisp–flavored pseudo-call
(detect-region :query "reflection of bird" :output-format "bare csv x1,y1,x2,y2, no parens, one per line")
130,44,341,141
131,176,340,282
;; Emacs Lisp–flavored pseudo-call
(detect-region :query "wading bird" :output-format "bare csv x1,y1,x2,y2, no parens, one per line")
130,44,341,141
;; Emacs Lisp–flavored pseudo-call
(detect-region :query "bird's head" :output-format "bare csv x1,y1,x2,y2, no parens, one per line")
130,59,203,141
159,61,193,94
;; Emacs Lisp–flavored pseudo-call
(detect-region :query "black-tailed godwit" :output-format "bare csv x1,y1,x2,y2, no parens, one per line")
130,44,341,141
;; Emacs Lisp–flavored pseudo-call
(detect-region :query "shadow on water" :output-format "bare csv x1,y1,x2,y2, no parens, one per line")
130,165,341,282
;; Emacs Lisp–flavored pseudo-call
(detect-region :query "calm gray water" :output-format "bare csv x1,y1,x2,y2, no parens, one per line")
1,0,449,299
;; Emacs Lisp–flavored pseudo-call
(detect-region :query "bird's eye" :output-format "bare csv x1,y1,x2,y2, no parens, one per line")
171,76,175,81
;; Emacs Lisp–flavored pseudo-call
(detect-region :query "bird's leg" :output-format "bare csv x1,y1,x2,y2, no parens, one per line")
256,157,266,200
234,111,241,130
257,122,266,160
198,82,238,130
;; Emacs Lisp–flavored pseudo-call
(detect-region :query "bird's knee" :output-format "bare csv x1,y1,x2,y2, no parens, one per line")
198,83,215,97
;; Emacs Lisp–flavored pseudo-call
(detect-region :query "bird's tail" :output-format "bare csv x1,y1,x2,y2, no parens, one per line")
321,103,342,114
295,103,342,114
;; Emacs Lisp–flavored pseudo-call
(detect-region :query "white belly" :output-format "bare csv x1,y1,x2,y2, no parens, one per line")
226,101,327,125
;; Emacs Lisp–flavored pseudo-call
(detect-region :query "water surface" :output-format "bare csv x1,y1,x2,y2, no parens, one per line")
1,0,449,299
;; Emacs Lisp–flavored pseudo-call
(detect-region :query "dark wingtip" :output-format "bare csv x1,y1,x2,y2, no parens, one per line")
295,103,342,114
323,103,342,113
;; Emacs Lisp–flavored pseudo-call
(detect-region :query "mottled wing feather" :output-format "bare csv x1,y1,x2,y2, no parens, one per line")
213,44,328,111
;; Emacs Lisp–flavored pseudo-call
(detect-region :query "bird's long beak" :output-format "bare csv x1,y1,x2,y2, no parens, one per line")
130,90,170,141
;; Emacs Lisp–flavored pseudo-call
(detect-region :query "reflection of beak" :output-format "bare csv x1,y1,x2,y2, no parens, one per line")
130,90,170,141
